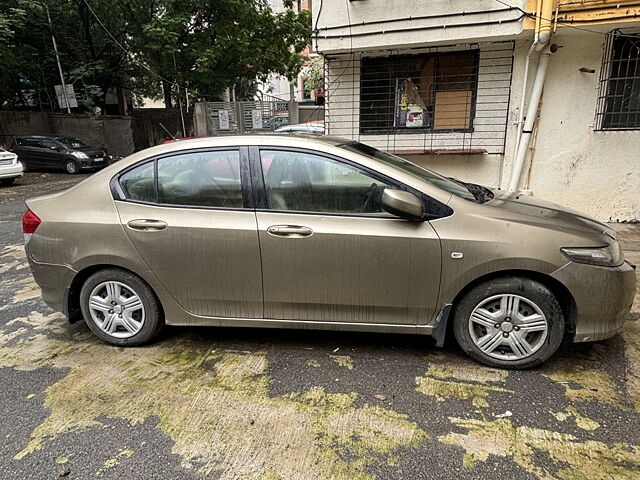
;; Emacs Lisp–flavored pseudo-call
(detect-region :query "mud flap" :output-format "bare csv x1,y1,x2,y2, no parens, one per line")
431,304,452,347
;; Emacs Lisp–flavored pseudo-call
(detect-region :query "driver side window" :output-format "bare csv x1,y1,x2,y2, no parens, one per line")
260,150,395,214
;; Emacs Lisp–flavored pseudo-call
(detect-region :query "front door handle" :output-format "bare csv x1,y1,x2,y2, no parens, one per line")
127,219,168,231
267,225,313,238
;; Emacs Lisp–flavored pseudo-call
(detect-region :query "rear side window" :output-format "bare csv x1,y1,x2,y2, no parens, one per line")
117,150,243,208
157,151,242,208
119,162,155,202
17,138,40,148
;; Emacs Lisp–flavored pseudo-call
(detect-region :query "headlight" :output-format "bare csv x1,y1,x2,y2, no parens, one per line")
71,151,88,160
561,242,623,267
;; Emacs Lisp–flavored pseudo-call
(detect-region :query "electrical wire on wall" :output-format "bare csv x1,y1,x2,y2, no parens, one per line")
494,0,640,38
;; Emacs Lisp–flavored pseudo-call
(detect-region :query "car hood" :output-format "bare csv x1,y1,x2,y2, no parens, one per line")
74,146,104,155
485,191,615,244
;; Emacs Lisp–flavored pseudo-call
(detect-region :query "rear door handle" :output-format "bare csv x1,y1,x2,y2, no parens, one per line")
267,225,313,238
127,219,168,231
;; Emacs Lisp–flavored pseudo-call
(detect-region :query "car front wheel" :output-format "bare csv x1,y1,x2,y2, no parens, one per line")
453,277,564,369
79,269,164,346
64,160,79,174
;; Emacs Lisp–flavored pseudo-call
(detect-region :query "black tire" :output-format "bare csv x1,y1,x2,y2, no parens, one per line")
79,268,164,346
452,276,564,369
64,160,79,174
0,177,16,186
18,159,28,172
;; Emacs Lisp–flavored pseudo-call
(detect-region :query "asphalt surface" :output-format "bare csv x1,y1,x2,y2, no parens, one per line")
1,171,639,480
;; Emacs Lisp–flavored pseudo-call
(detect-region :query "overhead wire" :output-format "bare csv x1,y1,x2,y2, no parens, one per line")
81,0,191,89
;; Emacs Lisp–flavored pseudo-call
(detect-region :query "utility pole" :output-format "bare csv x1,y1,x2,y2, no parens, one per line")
173,52,187,137
45,3,71,113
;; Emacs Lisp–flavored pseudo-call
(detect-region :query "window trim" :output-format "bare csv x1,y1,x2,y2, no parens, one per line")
249,145,449,219
595,30,640,131
359,49,481,135
110,146,252,211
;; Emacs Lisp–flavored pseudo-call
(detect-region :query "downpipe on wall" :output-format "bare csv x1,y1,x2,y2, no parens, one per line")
508,43,557,192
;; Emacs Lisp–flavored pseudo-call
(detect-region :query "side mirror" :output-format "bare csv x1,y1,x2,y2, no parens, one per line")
381,189,424,221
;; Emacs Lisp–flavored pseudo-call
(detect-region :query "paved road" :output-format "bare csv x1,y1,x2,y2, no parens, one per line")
1,172,639,479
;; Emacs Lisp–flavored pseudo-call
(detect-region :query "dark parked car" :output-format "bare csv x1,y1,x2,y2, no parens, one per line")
12,135,108,174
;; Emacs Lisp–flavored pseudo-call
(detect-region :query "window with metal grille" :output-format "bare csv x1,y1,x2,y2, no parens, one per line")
359,51,479,134
596,32,640,130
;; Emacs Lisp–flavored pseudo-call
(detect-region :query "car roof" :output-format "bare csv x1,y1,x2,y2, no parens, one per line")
148,134,349,154
15,135,56,139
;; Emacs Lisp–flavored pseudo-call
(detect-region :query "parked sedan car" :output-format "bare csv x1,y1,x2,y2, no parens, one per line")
23,135,636,369
276,122,325,135
0,148,23,186
12,135,108,174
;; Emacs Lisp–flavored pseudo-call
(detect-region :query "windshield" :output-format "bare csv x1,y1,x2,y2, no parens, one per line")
56,137,89,149
338,141,480,202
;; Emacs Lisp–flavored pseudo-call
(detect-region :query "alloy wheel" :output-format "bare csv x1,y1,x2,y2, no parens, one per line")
65,161,78,174
88,281,145,339
468,294,548,361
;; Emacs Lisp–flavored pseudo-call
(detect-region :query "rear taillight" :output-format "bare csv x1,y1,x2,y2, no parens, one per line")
22,209,41,242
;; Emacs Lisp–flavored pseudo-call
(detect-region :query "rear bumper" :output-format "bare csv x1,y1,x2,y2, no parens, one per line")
552,260,637,342
0,164,23,179
25,245,76,313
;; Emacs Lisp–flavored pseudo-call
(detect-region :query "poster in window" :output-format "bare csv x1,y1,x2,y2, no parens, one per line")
394,78,430,128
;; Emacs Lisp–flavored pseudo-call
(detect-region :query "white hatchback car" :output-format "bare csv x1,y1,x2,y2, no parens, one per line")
0,148,23,186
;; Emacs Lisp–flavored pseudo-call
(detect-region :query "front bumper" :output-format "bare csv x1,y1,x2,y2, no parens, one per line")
79,160,106,170
552,260,637,342
25,245,76,313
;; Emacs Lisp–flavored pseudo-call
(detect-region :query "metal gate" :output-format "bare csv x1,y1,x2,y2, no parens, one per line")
205,97,289,135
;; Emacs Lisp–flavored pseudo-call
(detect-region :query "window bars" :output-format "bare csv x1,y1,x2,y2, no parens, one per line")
322,41,514,155
596,31,640,130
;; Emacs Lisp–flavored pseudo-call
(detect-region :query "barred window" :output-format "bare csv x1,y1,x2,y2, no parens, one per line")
596,33,640,130
359,51,479,134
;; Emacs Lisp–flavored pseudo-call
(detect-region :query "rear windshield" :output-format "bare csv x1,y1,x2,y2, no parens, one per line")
56,137,89,149
338,141,478,202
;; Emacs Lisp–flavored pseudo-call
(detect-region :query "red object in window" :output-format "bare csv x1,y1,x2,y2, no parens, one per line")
161,136,202,144
22,210,41,234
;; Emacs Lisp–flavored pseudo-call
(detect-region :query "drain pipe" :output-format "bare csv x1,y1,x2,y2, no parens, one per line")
508,43,557,192
507,0,557,192
512,0,543,160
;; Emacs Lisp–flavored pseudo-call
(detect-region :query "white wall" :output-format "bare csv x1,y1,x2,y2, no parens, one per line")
524,29,640,221
324,34,639,221
314,0,526,53
317,2,639,221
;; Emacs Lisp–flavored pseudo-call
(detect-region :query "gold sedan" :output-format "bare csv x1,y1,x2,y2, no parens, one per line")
23,135,636,369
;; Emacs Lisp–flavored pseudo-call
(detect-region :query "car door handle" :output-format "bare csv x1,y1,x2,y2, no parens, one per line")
267,225,313,238
127,219,168,231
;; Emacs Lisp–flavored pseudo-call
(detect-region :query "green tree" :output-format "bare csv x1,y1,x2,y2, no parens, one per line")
0,0,311,110
118,0,311,107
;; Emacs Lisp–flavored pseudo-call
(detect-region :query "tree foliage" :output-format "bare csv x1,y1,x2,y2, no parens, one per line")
0,0,311,110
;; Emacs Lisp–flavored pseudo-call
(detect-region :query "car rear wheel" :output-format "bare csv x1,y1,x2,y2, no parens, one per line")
453,277,564,369
79,269,164,346
64,160,79,174
0,178,16,186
